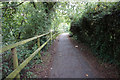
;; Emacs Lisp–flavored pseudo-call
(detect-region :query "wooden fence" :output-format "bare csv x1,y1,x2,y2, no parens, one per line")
0,31,59,80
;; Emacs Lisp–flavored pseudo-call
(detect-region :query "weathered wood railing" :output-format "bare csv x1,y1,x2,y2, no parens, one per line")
0,31,59,80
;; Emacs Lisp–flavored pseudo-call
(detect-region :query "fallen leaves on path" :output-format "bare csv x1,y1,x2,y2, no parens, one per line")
75,45,78,48
85,74,88,77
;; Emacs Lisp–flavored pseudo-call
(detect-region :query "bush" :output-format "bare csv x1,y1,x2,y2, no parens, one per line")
70,2,120,66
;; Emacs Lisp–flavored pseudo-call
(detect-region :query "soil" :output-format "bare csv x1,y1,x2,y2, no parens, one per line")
69,34,119,78
31,33,119,78
30,35,59,78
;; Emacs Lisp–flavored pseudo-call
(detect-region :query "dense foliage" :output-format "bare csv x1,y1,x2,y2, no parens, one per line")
1,2,57,78
2,1,120,79
70,2,120,66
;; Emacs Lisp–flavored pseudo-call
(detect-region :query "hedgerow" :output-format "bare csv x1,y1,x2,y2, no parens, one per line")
70,2,120,66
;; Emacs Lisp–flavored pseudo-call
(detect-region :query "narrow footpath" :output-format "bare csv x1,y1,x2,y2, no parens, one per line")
49,33,101,78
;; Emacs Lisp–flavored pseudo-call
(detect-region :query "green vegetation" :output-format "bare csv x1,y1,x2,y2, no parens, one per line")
70,2,120,66
1,2,57,79
1,1,120,79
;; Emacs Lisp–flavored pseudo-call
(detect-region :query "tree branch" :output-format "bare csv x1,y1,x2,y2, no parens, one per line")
2,2,24,9
29,2,36,9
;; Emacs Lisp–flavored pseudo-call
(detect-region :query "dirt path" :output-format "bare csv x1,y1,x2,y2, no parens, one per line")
49,33,102,78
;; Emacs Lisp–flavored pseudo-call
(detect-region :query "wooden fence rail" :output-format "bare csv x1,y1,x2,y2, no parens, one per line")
0,31,59,80
6,38,51,79
0,32,50,53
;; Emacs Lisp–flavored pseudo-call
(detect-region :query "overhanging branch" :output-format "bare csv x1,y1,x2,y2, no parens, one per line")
2,2,24,9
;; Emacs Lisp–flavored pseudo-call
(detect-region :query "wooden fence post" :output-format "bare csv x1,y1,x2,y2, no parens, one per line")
37,37,41,59
11,47,20,79
51,31,52,43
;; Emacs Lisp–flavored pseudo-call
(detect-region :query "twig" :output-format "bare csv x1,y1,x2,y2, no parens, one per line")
2,2,24,9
